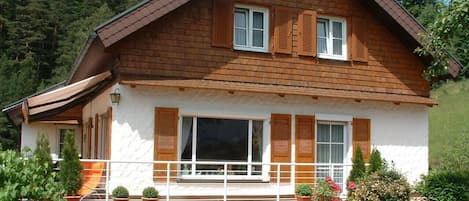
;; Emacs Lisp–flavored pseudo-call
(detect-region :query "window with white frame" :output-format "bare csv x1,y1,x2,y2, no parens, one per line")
180,117,264,177
234,5,269,52
59,128,75,158
317,17,347,60
316,121,346,189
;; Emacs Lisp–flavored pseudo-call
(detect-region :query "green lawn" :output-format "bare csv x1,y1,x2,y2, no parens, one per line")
429,79,469,168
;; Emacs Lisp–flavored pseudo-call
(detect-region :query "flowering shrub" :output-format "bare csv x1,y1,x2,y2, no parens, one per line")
351,169,410,201
315,176,342,201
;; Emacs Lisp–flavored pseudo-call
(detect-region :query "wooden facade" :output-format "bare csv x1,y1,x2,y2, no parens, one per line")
112,0,430,100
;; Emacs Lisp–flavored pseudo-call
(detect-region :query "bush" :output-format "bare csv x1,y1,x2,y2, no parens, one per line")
0,149,65,200
295,183,312,196
34,133,53,171
142,186,159,198
58,131,82,196
315,177,341,200
416,169,469,201
352,168,410,201
348,146,366,182
367,149,383,174
112,186,130,198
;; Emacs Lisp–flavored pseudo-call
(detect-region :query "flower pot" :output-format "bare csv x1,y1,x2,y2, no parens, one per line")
142,198,159,201
113,198,129,201
64,195,81,201
296,195,311,201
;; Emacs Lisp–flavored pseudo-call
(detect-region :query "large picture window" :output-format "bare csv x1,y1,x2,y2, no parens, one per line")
317,17,347,60
180,117,264,178
316,122,346,189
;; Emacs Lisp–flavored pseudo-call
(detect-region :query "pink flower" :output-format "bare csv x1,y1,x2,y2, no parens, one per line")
332,183,342,193
331,197,340,201
347,181,356,190
325,176,333,183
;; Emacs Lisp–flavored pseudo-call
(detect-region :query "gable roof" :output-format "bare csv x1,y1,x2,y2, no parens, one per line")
95,0,462,77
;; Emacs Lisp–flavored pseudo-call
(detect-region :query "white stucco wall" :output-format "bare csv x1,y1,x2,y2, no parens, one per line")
109,84,428,195
21,123,81,158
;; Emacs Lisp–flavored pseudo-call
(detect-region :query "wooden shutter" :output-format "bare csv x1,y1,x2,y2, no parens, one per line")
106,107,112,160
295,115,315,184
297,10,317,56
351,17,368,62
352,118,371,161
211,0,233,48
154,107,179,182
274,6,292,54
271,114,291,183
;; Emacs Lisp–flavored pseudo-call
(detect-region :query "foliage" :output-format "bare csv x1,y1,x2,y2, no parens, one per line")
415,0,469,79
347,146,366,183
34,133,53,171
429,79,469,168
142,186,159,198
352,167,410,201
416,169,469,201
315,177,341,201
295,183,312,196
367,149,383,174
112,186,130,198
0,149,64,200
58,131,82,196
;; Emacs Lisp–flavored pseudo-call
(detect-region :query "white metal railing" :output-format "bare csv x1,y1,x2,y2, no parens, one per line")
54,159,351,201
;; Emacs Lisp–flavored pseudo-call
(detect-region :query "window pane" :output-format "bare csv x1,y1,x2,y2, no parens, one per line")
333,39,342,55
235,28,247,45
196,118,248,161
252,120,263,162
317,20,328,37
317,144,330,163
331,144,344,163
253,12,264,29
318,38,328,54
332,21,342,38
252,30,263,47
317,124,330,142
235,9,247,28
331,125,344,143
181,117,193,160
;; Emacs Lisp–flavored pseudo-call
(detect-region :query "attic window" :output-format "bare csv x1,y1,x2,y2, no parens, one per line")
317,17,347,60
233,5,269,53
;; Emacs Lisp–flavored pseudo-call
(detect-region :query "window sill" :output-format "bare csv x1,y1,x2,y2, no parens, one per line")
234,46,269,54
317,54,348,61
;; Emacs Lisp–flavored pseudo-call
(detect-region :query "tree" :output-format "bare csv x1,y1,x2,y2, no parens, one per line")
367,148,384,174
416,0,469,79
34,133,53,171
58,131,82,196
348,146,366,182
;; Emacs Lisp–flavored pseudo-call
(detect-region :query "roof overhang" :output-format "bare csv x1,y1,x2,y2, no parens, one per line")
120,79,438,106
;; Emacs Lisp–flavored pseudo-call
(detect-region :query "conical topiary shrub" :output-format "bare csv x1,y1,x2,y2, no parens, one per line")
59,131,83,200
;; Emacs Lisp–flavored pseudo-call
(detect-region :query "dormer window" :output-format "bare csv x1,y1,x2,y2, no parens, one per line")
317,17,347,60
234,5,269,52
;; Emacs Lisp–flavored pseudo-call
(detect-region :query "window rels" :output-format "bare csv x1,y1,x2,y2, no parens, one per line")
234,5,269,52
317,17,347,60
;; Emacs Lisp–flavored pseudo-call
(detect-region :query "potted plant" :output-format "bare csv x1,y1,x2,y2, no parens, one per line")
112,186,130,201
59,132,83,201
142,186,159,201
295,183,312,201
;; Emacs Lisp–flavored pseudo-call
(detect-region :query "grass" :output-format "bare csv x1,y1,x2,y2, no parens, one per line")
429,79,469,168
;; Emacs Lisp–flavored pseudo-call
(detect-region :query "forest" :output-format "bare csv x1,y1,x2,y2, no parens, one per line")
0,0,467,150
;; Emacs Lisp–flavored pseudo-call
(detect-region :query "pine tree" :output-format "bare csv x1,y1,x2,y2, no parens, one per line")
368,148,383,174
59,131,82,196
34,133,53,171
348,146,366,182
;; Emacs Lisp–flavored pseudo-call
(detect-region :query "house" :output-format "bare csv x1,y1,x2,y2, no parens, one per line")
2,0,462,199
